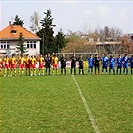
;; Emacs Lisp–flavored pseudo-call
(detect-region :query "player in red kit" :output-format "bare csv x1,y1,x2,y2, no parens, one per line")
38,54,44,76
30,55,36,76
25,54,30,76
10,54,17,76
0,57,2,76
18,54,25,76
3,55,10,76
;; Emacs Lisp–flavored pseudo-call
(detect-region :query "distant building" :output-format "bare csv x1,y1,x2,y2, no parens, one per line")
0,22,41,57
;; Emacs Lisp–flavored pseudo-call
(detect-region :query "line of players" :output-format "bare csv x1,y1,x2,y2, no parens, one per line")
61,53,133,75
87,53,133,75
0,53,133,76
0,53,59,76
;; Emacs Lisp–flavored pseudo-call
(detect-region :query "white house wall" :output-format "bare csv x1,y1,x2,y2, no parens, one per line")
25,41,40,56
0,40,40,57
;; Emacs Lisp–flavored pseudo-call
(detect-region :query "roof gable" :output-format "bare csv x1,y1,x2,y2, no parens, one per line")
0,25,41,40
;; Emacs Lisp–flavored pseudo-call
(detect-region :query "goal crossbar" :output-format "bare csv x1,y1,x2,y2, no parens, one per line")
57,53,98,55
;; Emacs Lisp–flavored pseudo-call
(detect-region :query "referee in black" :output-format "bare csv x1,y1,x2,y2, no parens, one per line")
78,54,84,75
70,53,77,75
45,53,52,75
60,54,67,75
94,54,100,75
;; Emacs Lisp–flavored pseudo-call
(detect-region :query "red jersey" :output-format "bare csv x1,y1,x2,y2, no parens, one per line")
52,57,58,65
25,57,30,65
38,57,44,65
19,57,25,65
0,58,2,68
31,57,36,65
4,57,10,65
11,57,16,65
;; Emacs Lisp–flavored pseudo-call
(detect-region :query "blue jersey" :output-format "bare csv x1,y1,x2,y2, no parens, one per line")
109,57,115,68
101,56,109,67
117,57,122,68
88,57,94,68
130,57,133,68
123,56,129,68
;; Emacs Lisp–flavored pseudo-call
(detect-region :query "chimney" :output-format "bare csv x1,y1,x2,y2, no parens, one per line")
9,21,11,26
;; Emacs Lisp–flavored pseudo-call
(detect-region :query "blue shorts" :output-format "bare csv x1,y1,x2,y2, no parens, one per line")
117,66,122,69
123,64,128,69
102,65,107,69
89,65,93,68
110,65,114,69
131,65,133,68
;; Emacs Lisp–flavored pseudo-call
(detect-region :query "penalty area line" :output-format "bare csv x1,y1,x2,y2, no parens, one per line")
72,75,100,133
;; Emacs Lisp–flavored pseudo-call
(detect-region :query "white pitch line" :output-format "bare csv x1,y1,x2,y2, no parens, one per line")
72,75,100,133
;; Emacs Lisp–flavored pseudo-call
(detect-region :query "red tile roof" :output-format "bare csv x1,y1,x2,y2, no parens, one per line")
0,25,41,40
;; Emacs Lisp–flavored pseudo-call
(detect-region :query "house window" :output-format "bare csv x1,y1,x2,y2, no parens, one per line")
27,44,29,48
30,44,33,48
11,30,17,34
4,44,6,49
34,44,36,48
0,42,10,49
27,41,36,49
7,44,10,49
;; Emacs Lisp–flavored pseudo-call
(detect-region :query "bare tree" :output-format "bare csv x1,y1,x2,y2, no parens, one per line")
104,42,122,55
30,11,41,33
120,34,132,54
96,26,123,54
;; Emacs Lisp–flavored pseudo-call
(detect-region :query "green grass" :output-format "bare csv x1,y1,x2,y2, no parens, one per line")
0,68,132,133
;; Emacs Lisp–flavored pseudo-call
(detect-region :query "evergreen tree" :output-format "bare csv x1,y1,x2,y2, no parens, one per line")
16,33,27,55
13,15,24,27
36,9,56,55
55,29,67,53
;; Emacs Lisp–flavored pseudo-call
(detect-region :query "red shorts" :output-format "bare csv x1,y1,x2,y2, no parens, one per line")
39,64,44,69
31,64,36,69
0,65,2,70
26,64,30,69
19,64,24,69
53,64,58,69
5,64,10,69
11,64,16,69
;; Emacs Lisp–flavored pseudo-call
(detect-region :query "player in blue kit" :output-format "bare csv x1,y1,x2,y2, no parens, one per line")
122,53,129,75
109,55,115,75
88,54,94,74
130,55,133,75
116,54,123,75
101,54,109,74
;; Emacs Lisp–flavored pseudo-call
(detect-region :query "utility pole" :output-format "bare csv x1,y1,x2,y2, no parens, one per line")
42,34,44,56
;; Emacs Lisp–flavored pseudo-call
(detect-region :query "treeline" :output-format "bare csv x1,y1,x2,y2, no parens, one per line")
12,9,132,56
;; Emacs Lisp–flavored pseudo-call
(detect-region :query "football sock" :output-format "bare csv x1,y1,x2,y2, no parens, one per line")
22,70,24,76
4,69,7,75
14,70,16,76
18,69,20,76
61,69,63,75
34,69,36,75
82,70,84,75
42,69,44,75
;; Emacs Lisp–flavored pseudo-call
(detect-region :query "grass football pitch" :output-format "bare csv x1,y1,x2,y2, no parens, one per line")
0,68,132,133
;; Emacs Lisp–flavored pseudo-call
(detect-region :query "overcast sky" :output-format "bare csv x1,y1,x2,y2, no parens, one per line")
0,0,133,35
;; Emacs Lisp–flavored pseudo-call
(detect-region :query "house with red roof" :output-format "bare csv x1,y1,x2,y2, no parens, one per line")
0,22,41,56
